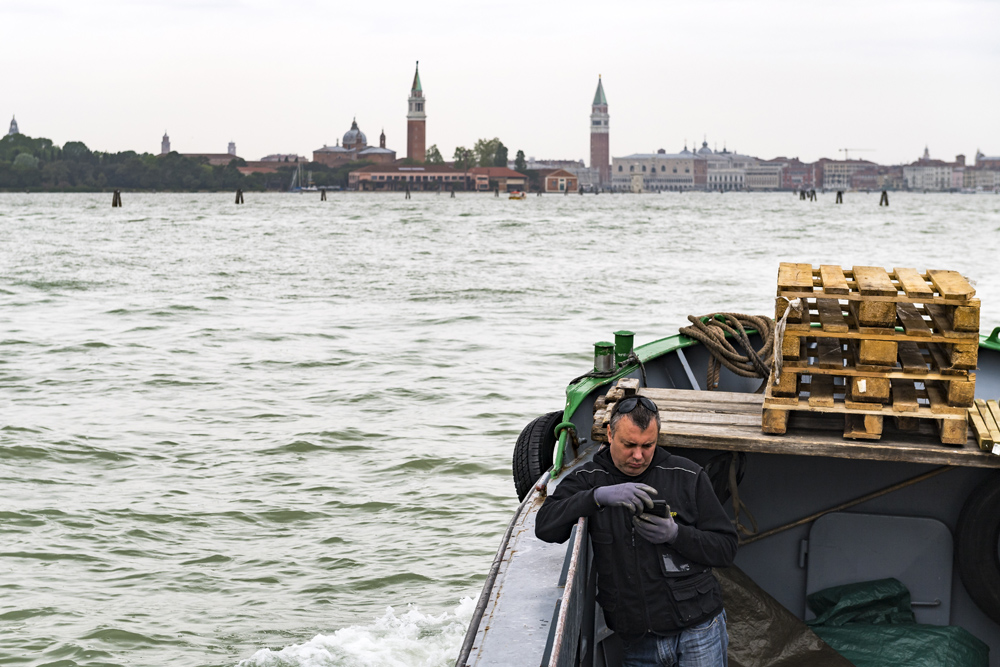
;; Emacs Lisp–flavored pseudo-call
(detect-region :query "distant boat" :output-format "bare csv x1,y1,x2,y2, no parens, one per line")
289,163,318,193
509,191,526,200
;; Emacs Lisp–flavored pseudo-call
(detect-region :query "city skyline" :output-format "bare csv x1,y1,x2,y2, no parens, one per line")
3,0,999,165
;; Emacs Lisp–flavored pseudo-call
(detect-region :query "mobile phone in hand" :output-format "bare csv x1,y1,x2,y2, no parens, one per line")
646,500,670,518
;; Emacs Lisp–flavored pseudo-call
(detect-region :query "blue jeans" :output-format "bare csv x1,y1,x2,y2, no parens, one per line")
621,611,728,667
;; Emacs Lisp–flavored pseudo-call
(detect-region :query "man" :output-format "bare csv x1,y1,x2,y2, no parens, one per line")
535,395,738,667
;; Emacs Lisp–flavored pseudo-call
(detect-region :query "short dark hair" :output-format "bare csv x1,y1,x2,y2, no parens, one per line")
609,402,661,437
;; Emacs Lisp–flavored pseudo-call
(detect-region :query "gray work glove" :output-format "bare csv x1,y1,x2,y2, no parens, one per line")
593,483,657,514
632,513,679,544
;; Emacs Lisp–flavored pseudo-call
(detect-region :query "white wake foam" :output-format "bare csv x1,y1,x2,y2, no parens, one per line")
237,598,475,667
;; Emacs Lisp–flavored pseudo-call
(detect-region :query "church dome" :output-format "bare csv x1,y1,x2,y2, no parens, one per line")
697,140,713,155
343,119,367,146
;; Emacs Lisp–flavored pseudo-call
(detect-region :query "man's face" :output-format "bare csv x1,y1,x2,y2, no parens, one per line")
606,414,658,476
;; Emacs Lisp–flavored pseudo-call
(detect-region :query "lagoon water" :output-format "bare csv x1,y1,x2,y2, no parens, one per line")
1,191,999,667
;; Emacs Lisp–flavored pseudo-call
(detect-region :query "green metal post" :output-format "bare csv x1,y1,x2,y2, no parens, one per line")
614,330,634,366
552,431,567,476
594,341,614,373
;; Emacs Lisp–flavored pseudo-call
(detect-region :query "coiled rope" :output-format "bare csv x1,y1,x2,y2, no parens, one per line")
678,313,775,391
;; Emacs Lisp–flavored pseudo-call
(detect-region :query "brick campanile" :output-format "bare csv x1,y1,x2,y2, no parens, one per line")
590,76,609,185
407,61,426,162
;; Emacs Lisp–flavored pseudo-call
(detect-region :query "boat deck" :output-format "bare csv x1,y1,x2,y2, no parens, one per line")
634,388,1000,469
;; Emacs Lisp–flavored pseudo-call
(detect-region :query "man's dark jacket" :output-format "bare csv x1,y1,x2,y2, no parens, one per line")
535,446,738,639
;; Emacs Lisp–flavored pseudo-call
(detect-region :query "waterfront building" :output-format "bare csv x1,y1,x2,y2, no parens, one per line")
611,140,759,192
817,158,878,190
349,163,465,191
161,131,170,155
312,139,352,166
8,116,20,136
506,157,598,189
590,76,610,185
745,160,784,191
564,167,600,190
778,158,818,191
902,148,960,191
537,169,579,193
313,119,396,168
611,146,700,192
952,154,966,190
965,168,1000,192
468,167,528,192
975,150,1000,170
878,165,906,190
407,62,426,162
704,144,757,191
850,166,880,190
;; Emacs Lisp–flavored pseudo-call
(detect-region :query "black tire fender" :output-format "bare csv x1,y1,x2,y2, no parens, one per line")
512,411,563,501
956,473,1000,626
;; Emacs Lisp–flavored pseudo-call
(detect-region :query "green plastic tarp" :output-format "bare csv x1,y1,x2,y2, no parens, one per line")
806,578,989,667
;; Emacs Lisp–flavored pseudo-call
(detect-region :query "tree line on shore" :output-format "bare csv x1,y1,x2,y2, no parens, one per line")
0,133,366,192
425,137,526,172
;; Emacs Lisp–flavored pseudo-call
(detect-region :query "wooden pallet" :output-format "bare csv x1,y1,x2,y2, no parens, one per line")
968,399,1000,453
782,336,970,376
777,263,978,306
763,368,968,444
776,266,979,356
781,300,980,340
774,339,976,407
767,263,980,445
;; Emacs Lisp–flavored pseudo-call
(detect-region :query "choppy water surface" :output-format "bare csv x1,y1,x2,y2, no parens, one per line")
1,191,998,666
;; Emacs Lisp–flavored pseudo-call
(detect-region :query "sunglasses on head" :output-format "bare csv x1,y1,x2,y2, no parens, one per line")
612,395,658,417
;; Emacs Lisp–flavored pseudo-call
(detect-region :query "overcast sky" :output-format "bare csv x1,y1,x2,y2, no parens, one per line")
4,0,998,165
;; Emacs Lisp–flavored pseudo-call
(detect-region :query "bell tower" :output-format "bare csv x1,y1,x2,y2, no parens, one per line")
590,76,610,185
406,61,426,162
161,131,170,155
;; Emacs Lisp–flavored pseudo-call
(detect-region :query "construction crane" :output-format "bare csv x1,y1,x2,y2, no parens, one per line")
839,148,875,161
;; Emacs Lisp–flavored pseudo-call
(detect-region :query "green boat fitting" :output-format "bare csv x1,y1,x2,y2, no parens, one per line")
593,341,615,374
986,326,1000,351
614,330,635,366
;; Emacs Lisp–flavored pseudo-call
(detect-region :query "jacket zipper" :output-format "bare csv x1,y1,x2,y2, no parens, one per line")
630,519,654,632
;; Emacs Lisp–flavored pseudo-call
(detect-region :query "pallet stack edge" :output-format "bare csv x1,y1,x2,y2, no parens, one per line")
762,263,979,445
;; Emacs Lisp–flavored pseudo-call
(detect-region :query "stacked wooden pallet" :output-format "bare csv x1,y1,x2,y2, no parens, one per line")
762,263,979,445
968,400,1000,454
